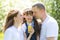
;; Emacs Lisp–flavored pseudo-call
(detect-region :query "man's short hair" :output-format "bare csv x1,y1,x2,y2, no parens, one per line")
32,3,45,10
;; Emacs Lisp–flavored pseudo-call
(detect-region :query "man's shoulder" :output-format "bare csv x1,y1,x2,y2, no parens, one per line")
46,15,58,28
47,15,57,24
43,15,57,25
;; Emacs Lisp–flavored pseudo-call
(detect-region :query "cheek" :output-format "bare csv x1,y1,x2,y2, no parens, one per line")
20,16,23,20
17,16,21,21
35,13,38,17
37,13,40,16
18,16,20,20
33,13,36,17
25,17,28,21
31,17,33,20
28,17,33,21
33,13,35,16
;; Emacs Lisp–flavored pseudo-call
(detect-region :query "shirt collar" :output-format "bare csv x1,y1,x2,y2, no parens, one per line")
42,14,49,25
27,21,34,27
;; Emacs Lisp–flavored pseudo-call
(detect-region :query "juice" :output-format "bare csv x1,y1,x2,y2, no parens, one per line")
28,25,32,33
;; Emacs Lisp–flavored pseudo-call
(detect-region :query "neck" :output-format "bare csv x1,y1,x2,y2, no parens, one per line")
14,22,22,28
42,15,47,22
40,12,47,22
14,23,19,28
27,21,32,24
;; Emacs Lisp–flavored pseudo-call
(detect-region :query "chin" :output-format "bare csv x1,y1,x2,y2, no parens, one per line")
29,21,32,22
28,20,32,22
35,17,38,19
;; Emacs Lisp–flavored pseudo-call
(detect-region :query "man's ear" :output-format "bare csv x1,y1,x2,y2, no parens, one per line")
40,9,45,14
41,9,44,12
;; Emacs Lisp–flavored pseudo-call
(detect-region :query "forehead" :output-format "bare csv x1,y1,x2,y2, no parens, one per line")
32,6,38,11
17,12,22,16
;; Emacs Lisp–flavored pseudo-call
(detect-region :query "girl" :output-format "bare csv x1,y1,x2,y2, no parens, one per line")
4,10,24,40
22,10,41,40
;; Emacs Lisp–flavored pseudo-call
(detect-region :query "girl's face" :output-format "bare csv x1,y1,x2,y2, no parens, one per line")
25,14,33,23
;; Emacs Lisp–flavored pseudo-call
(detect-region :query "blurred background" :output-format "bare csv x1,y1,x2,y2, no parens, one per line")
0,0,60,40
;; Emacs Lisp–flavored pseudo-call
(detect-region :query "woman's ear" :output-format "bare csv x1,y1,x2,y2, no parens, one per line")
14,17,16,21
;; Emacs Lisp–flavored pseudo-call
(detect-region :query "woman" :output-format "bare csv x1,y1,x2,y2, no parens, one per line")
4,10,24,40
22,10,41,40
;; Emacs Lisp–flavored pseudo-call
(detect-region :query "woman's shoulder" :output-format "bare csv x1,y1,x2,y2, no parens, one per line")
22,23,26,27
21,23,26,32
5,26,13,33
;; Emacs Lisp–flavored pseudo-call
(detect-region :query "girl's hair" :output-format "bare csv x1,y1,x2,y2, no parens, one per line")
23,10,41,38
4,10,19,32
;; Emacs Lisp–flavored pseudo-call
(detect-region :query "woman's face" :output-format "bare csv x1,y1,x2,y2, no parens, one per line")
14,13,23,24
25,14,33,23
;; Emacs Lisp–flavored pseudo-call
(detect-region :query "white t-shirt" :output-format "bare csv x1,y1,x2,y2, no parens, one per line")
4,26,24,40
40,15,59,40
21,23,27,32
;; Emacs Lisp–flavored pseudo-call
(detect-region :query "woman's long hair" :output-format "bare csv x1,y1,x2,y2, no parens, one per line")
23,10,41,39
4,10,19,32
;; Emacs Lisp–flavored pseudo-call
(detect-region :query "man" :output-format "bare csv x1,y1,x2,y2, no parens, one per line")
32,3,59,40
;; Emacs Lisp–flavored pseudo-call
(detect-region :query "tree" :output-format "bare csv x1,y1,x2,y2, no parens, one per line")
51,0,60,31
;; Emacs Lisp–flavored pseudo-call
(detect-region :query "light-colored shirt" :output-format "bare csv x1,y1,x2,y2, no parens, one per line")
40,15,59,40
4,26,24,40
21,23,26,32
22,23,34,32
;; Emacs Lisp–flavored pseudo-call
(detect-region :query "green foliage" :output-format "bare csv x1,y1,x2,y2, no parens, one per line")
0,0,6,31
51,0,60,31
0,0,60,40
0,0,60,32
58,34,60,40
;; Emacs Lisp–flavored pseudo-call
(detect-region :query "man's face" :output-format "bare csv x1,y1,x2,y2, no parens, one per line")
32,6,42,19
